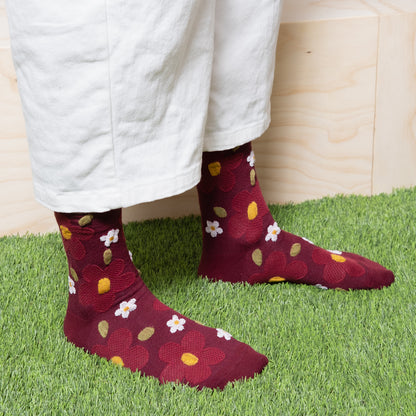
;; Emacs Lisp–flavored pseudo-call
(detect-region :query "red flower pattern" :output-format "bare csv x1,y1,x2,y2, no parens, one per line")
228,188,269,243
159,331,225,385
92,328,149,370
312,249,365,285
56,213,94,261
250,251,308,284
199,151,243,193
79,258,136,312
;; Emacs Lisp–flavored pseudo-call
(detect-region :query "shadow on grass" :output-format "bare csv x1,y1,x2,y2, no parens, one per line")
123,215,203,292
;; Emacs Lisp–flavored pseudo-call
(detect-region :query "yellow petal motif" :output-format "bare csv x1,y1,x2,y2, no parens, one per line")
331,254,346,263
247,201,258,220
98,278,111,294
60,225,72,240
268,276,287,283
110,356,124,367
181,353,199,366
208,161,221,177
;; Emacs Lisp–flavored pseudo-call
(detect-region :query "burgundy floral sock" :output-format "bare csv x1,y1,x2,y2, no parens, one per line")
56,209,267,389
197,143,395,290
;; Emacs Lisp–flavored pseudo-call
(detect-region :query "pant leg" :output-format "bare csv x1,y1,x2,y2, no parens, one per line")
6,0,216,212
203,0,283,151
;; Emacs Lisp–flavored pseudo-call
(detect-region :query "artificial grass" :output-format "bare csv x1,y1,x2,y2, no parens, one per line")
1,187,415,415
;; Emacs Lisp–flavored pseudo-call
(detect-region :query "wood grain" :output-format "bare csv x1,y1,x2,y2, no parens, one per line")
256,17,378,204
0,1,9,45
0,49,25,139
372,13,416,194
282,0,416,22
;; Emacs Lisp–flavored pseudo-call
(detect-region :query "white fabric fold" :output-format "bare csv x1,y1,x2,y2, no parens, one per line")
6,0,282,212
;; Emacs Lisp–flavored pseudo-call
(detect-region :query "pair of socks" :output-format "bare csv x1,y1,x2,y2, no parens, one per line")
56,142,394,390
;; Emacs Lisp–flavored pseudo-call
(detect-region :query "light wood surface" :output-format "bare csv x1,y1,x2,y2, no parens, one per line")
257,16,378,203
281,0,416,22
1,0,416,235
372,12,416,194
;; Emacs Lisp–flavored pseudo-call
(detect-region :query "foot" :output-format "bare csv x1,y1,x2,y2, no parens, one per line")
197,143,395,290
56,209,268,389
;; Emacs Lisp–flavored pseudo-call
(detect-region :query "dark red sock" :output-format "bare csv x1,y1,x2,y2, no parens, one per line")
197,143,395,290
56,209,267,389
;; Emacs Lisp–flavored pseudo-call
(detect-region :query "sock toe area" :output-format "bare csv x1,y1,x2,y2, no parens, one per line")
201,343,269,390
342,252,395,289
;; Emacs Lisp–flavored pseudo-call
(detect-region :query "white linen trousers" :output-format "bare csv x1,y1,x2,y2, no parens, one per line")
6,0,282,213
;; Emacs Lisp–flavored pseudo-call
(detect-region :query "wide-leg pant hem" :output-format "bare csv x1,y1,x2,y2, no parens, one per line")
6,0,281,213
203,114,270,152
36,163,202,213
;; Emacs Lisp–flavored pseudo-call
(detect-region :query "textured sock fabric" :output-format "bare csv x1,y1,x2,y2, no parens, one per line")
56,209,268,389
197,143,395,290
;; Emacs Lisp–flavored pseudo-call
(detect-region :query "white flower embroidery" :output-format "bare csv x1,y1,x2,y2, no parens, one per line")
328,249,343,255
167,314,186,333
302,237,315,245
68,276,76,295
115,298,137,319
205,220,223,238
216,328,232,341
100,229,119,247
247,150,255,167
315,284,328,290
265,222,281,242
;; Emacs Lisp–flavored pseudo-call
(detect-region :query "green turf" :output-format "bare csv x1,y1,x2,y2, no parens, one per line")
1,188,415,415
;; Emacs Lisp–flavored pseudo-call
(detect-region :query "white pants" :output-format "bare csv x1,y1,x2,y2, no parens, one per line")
6,0,282,212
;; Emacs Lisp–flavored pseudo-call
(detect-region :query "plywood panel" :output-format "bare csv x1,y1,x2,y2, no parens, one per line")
254,17,378,204
123,189,200,225
0,48,25,139
0,1,10,46
282,0,416,23
372,13,416,194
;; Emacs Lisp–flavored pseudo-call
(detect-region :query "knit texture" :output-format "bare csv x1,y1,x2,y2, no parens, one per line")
56,209,268,389
197,143,395,290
